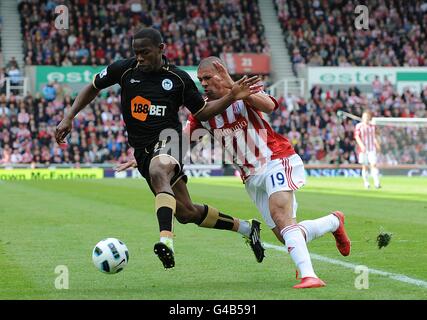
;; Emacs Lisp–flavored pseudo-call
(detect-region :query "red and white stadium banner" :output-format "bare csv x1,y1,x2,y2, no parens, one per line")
221,53,271,75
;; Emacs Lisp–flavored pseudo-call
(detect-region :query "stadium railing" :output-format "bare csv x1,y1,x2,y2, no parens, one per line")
267,78,306,99
3,76,29,98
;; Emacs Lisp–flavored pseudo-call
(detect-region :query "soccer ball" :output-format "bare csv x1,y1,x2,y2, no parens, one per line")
92,238,129,274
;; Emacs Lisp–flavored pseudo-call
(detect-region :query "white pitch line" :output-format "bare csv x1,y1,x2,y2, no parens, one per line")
263,242,427,289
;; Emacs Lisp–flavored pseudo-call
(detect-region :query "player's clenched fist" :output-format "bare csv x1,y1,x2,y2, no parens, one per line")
55,117,73,145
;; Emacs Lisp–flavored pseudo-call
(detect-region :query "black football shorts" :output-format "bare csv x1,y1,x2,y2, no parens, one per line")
133,136,187,194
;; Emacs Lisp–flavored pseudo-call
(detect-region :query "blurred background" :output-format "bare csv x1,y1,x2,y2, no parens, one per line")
0,0,426,179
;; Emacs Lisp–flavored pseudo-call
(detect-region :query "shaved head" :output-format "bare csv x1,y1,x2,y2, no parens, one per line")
198,56,226,70
197,56,229,100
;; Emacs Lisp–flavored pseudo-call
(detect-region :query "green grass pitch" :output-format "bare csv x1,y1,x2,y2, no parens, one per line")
0,176,426,300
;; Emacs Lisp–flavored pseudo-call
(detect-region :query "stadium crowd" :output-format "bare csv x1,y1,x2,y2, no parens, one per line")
1,0,426,167
274,0,427,74
1,78,426,167
0,87,133,166
18,0,268,66
270,82,427,165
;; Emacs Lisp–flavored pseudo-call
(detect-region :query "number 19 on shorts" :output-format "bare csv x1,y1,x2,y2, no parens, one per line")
270,172,285,188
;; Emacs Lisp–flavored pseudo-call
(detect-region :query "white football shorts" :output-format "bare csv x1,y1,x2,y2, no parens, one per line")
358,151,377,165
244,154,306,229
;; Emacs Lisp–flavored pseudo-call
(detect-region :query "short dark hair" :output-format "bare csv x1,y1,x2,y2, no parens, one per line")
133,27,163,46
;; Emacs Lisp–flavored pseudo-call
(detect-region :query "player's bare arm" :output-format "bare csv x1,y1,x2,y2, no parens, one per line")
355,135,366,152
212,61,275,113
55,84,100,144
243,92,276,114
115,159,137,172
195,75,262,121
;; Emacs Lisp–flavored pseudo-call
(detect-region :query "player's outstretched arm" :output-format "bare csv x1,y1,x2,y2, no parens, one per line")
115,159,137,172
195,75,263,121
212,61,275,114
243,92,276,114
55,84,100,144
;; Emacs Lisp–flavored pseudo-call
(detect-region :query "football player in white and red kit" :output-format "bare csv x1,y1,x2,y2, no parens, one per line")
188,57,351,289
354,111,381,189
118,57,351,288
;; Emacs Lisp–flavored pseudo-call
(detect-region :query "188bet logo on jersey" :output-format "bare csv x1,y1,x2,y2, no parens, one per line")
131,96,166,122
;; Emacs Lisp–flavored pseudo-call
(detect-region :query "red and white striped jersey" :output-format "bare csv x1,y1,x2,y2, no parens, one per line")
185,96,295,181
354,122,377,153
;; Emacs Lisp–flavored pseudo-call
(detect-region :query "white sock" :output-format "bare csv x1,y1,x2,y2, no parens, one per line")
371,168,380,187
298,214,340,243
362,168,369,186
281,225,317,279
160,236,174,252
237,220,251,237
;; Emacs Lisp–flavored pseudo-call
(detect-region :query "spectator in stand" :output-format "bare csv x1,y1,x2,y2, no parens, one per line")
0,145,12,164
0,68,7,95
275,0,427,75
42,81,57,102
0,97,10,116
269,80,426,165
372,76,382,100
1,84,426,167
19,0,269,66
6,57,18,70
7,64,22,86
10,148,23,164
